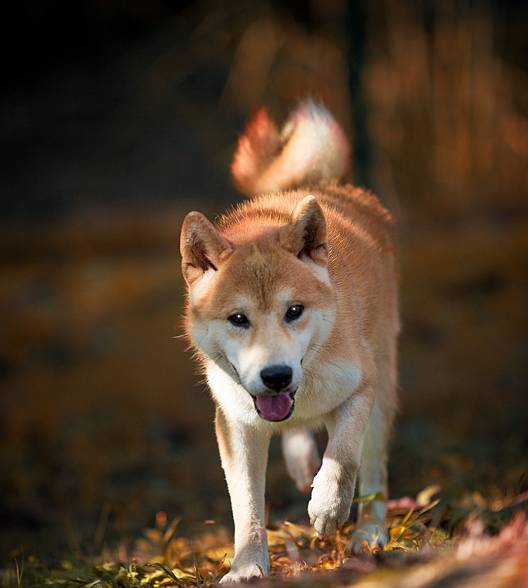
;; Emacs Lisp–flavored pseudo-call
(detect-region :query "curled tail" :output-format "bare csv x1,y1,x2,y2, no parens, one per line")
231,99,351,195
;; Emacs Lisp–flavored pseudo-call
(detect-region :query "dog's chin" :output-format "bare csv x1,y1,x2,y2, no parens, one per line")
250,390,297,422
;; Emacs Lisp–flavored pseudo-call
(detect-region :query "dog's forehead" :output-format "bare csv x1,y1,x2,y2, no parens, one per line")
228,288,294,315
223,244,296,309
193,240,333,316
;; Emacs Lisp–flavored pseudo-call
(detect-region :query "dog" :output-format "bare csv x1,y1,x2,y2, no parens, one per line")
180,100,399,583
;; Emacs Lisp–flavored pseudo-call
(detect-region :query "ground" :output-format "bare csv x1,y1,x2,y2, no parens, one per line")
0,211,527,587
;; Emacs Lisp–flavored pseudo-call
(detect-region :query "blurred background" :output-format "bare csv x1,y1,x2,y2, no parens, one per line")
1,0,527,566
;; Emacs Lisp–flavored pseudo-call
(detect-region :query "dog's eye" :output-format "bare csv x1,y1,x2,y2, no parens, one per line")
228,313,250,328
285,304,304,322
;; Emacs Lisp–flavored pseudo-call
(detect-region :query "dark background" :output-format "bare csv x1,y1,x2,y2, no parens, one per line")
1,0,527,565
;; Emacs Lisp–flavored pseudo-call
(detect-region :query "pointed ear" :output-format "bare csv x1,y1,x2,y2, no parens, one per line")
280,196,327,265
180,211,233,285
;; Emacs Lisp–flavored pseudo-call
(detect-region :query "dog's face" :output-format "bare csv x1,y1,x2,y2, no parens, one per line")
180,196,336,422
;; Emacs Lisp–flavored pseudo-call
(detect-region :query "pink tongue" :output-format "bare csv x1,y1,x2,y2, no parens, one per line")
255,393,293,421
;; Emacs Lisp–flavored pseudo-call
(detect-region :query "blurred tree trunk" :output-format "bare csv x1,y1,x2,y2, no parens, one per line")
346,0,372,190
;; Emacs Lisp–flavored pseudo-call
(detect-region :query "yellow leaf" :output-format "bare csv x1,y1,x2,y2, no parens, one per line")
205,546,233,561
416,485,441,507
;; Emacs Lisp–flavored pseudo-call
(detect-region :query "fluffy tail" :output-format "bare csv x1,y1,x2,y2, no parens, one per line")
231,99,351,195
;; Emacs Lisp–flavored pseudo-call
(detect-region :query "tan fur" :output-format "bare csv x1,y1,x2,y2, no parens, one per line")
180,101,399,582
231,100,351,194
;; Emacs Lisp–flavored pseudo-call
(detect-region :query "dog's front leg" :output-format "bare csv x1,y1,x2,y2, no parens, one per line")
215,407,271,583
308,390,373,536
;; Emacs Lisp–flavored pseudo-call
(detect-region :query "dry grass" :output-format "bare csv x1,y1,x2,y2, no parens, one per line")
3,487,527,587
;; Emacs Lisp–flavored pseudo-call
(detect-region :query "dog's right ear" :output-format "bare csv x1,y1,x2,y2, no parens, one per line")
180,212,233,285
280,196,327,266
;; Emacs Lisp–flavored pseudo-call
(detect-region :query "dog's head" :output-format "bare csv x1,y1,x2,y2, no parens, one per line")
180,196,336,422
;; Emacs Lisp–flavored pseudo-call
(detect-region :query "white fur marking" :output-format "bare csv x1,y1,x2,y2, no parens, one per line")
189,268,216,304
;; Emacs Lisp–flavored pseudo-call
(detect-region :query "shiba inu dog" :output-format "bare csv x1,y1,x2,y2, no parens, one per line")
180,100,399,583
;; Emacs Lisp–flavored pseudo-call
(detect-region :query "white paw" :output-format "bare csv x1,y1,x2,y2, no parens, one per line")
282,429,321,494
308,467,354,536
219,560,268,583
349,523,388,554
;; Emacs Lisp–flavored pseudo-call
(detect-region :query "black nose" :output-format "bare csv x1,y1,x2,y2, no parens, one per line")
260,364,293,391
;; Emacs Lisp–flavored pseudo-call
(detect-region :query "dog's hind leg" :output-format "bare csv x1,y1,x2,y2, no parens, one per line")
281,428,321,494
349,400,391,553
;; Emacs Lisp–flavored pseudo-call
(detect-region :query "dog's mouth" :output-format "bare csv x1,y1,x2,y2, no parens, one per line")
251,390,296,422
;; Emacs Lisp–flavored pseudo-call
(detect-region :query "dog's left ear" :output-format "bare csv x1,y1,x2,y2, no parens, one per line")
180,211,233,285
280,195,327,265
